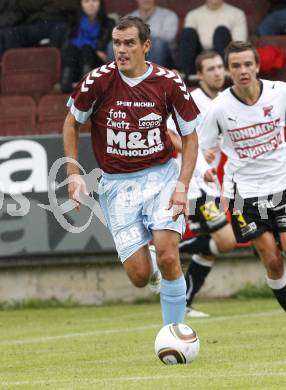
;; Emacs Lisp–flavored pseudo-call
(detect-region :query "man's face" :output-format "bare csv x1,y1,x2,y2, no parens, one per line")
136,0,155,11
112,26,151,76
199,55,225,91
228,50,259,88
206,0,223,10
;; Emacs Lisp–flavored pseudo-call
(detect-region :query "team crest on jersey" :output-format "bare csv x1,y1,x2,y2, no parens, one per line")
139,113,162,129
263,105,273,117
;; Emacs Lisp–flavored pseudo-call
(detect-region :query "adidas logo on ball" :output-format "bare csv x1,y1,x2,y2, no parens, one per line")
155,323,200,365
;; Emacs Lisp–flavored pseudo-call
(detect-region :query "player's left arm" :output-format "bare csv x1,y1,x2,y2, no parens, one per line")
167,129,182,152
167,129,215,183
179,130,198,191
167,76,201,221
169,131,198,222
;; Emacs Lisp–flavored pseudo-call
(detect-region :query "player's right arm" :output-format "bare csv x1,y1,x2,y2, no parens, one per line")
63,112,80,176
63,70,101,209
63,112,88,210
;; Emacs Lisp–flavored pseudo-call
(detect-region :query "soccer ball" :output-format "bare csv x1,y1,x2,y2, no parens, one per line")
155,323,200,365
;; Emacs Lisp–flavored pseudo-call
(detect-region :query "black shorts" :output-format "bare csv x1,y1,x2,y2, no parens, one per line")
188,190,228,235
228,189,286,243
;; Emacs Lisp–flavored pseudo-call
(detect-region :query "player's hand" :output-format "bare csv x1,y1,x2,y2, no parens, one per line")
168,185,189,223
204,167,217,183
68,174,88,210
204,146,219,164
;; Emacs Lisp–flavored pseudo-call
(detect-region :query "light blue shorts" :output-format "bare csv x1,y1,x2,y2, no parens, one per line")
99,159,185,262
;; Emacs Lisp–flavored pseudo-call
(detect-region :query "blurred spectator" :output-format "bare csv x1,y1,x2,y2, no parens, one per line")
180,0,247,79
130,0,178,67
61,0,114,93
257,0,286,36
1,0,78,56
107,0,178,67
0,0,24,55
0,0,23,28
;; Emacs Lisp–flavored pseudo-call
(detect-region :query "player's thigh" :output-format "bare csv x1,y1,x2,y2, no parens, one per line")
152,229,182,278
211,223,236,252
145,159,185,240
123,245,152,286
279,232,286,253
228,197,269,243
99,176,151,262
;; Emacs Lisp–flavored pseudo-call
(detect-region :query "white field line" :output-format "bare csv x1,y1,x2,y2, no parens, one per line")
0,309,282,347
78,311,156,323
1,371,286,387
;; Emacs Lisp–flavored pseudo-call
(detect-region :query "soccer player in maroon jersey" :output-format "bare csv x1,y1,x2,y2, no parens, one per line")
200,41,286,311
63,16,201,324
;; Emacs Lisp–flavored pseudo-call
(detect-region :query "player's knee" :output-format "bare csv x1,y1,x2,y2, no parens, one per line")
265,255,283,277
157,248,174,264
129,269,149,288
216,236,236,253
258,245,283,276
156,249,179,272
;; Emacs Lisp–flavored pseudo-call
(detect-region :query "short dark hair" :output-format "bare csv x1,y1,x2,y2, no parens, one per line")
195,50,223,72
224,41,260,68
114,16,151,44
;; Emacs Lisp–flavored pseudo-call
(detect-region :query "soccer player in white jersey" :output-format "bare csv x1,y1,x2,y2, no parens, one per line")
168,51,236,317
63,16,201,325
199,41,286,312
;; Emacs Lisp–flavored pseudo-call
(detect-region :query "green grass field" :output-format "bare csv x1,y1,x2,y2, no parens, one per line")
0,298,285,390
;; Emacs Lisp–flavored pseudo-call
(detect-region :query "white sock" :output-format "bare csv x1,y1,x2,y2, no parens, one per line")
192,254,214,268
149,246,159,276
266,271,286,290
209,238,220,255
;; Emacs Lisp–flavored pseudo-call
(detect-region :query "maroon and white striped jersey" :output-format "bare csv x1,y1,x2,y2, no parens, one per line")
67,62,200,173
199,79,286,198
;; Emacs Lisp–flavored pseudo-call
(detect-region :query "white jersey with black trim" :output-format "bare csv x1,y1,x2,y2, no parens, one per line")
199,79,286,198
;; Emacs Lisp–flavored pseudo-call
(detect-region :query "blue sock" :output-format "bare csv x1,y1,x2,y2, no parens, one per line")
160,276,186,325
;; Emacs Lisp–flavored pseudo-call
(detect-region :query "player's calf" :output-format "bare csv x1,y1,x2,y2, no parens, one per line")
253,233,286,311
185,254,213,308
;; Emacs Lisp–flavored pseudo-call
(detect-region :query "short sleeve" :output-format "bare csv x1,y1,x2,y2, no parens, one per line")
168,73,201,136
66,70,100,123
